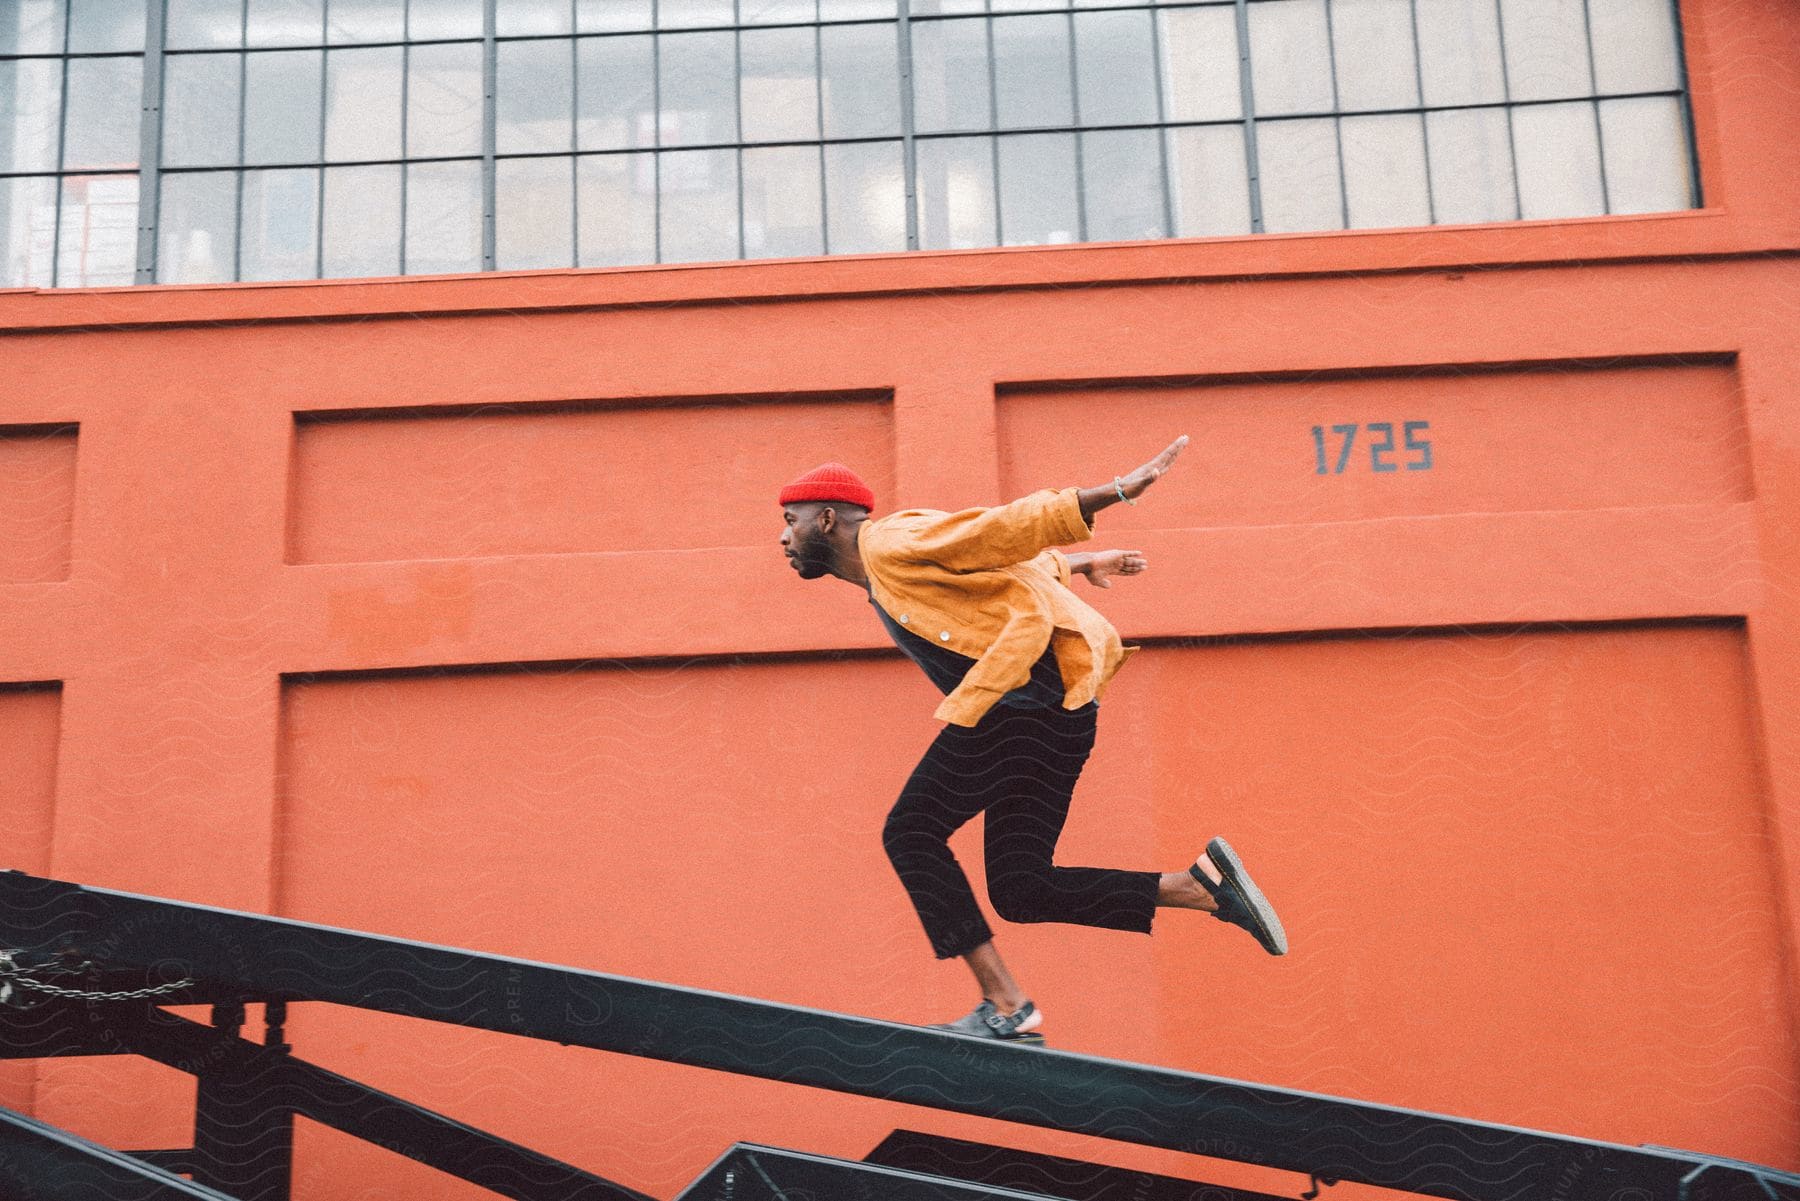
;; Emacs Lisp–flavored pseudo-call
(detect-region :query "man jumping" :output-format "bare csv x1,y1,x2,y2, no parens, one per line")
778,435,1285,1044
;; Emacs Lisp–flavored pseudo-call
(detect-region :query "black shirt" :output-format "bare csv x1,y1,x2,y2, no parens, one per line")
867,589,1068,710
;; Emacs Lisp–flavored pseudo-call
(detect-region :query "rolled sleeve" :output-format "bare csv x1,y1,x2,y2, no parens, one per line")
899,486,1093,572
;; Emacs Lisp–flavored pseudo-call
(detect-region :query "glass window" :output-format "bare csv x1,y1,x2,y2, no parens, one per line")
157,168,237,281
915,134,995,250
1425,106,1517,224
579,0,654,33
1501,0,1593,102
239,166,317,279
1075,10,1158,128
167,0,245,49
1588,0,1680,94
1330,0,1419,112
819,22,900,138
659,0,735,30
496,155,575,270
407,41,483,158
0,0,67,56
243,50,323,164
824,139,904,254
63,57,145,171
1165,123,1251,236
1340,112,1431,229
1599,95,1691,214
1511,99,1604,218
658,147,738,262
163,53,242,168
1415,0,1506,107
407,0,482,40
1081,128,1166,241
576,151,656,266
1248,0,1333,117
0,59,64,175
67,0,147,53
740,26,820,144
743,144,824,258
56,173,139,286
1159,6,1239,123
997,131,1077,245
326,0,403,44
0,175,58,287
742,0,815,24
322,163,400,276
820,0,896,19
658,30,739,147
245,0,323,47
910,17,991,134
992,15,1074,129
1255,117,1343,233
577,35,655,151
325,47,403,162
497,0,572,38
405,159,482,274
498,38,575,154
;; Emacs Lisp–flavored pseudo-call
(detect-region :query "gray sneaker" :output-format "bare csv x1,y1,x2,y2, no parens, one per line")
1191,836,1288,956
928,998,1045,1043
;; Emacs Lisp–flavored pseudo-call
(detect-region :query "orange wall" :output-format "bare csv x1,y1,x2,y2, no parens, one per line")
3,1,1800,1196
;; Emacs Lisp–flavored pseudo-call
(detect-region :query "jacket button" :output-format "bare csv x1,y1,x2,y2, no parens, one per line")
899,614,909,624
939,631,951,641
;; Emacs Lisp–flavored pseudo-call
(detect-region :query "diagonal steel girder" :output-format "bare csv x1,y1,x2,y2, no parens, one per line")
0,1104,243,1201
1,869,1794,1201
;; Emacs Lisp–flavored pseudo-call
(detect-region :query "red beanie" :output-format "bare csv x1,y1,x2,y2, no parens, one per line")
778,463,874,511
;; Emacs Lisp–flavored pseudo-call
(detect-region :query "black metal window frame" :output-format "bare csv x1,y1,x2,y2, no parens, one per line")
0,0,1703,287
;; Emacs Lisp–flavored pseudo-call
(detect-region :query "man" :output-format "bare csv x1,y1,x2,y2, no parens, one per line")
778,435,1285,1044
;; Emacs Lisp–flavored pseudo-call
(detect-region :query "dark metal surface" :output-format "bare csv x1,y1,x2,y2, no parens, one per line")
678,1143,1075,1201
0,1104,244,1201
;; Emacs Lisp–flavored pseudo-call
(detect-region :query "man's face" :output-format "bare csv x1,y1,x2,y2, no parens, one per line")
781,504,833,579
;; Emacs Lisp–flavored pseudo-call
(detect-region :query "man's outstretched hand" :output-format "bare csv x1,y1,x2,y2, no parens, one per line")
1081,549,1147,588
1078,435,1190,520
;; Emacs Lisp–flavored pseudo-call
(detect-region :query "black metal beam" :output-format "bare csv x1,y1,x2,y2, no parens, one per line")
2,869,1794,1201
0,1104,243,1201
678,1143,1075,1201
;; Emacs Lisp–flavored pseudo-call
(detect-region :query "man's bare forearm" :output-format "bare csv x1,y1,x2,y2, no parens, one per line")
1064,551,1094,576
1076,485,1122,522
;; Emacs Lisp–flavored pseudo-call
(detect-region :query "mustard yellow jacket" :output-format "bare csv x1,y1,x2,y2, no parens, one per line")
856,485,1141,727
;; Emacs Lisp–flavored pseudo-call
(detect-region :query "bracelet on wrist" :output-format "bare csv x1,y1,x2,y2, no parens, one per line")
1113,476,1138,506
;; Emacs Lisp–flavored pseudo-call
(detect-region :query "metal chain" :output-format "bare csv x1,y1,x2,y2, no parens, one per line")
0,949,195,1004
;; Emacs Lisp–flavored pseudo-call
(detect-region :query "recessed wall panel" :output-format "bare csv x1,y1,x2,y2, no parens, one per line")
288,393,893,563
0,425,77,582
999,362,1747,525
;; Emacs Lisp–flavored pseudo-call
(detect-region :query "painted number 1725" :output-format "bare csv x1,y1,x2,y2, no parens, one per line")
1312,421,1433,474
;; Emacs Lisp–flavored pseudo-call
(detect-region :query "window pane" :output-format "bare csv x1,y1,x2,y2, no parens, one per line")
741,26,820,144
916,0,983,14
742,0,814,23
163,53,241,168
325,47,402,162
1331,0,1419,111
497,0,571,37
498,39,575,154
915,134,995,250
910,17,991,134
1501,0,1592,102
68,0,146,53
576,152,656,266
1589,0,1680,94
1425,106,1517,223
1415,0,1506,106
0,59,63,174
240,166,317,278
0,175,58,287
63,57,144,171
658,147,738,262
1159,6,1240,122
743,144,823,258
244,50,323,164
820,0,895,18
1075,10,1157,127
658,0,735,29
0,0,66,55
245,0,323,46
659,30,738,147
1081,128,1166,241
1512,99,1603,218
157,169,237,282
1165,123,1251,236
824,139,903,254
1599,95,1691,213
407,41,483,158
322,163,399,276
405,159,481,273
1341,112,1430,228
326,0,403,43
168,0,243,48
407,0,482,40
997,131,1077,245
56,173,139,286
577,35,655,151
820,22,900,138
1256,116,1343,232
579,0,654,32
1248,0,1333,116
993,15,1074,129
496,155,574,270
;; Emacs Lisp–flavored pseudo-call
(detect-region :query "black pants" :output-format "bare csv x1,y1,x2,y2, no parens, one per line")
881,700,1161,960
